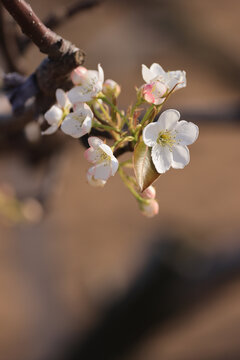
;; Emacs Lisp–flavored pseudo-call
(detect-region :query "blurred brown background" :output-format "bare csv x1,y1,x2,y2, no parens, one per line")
0,0,240,359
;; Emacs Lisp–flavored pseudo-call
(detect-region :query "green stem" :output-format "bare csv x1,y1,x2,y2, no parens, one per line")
112,136,134,151
96,99,111,122
93,121,121,134
118,167,149,205
99,95,128,126
141,104,155,127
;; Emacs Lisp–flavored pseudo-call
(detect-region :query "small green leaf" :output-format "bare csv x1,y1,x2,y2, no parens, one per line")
133,141,160,192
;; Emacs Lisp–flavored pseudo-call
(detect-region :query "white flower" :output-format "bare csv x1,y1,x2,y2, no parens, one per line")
141,63,186,104
61,103,93,138
143,109,199,174
140,199,159,218
42,89,71,135
84,137,119,181
69,64,104,103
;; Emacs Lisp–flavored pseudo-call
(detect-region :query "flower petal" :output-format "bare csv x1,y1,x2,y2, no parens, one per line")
150,63,166,78
68,86,95,103
175,120,199,145
44,105,62,125
99,143,113,157
142,64,155,83
151,144,172,173
171,144,190,169
157,109,180,131
56,89,69,108
61,114,91,138
98,64,104,84
110,157,119,176
87,171,106,187
142,122,159,147
84,147,100,163
90,163,111,181
41,123,59,136
88,136,104,148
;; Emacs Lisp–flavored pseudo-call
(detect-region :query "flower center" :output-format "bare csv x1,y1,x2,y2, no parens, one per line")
157,130,176,148
98,149,111,162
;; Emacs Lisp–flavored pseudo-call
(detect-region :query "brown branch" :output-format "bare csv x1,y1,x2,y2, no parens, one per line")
0,0,86,132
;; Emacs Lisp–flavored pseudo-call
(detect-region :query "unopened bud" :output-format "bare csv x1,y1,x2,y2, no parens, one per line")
142,185,156,199
103,79,121,98
140,199,159,218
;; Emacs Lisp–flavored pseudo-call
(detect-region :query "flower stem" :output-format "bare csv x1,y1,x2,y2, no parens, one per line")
118,167,149,205
99,95,128,126
93,121,121,134
141,104,155,128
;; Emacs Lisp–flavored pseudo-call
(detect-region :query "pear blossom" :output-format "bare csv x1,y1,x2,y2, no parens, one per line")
143,109,199,174
61,103,93,138
84,137,119,181
140,199,159,218
103,79,121,98
141,63,186,105
69,64,104,103
42,89,71,135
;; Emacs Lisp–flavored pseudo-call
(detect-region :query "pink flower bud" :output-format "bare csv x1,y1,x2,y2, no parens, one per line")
142,185,156,199
71,66,88,85
103,79,121,98
140,199,159,218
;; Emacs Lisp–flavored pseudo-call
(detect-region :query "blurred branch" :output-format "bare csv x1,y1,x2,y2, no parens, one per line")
0,0,85,132
18,0,101,54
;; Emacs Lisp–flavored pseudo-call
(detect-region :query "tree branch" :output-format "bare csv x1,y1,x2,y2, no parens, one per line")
0,0,86,132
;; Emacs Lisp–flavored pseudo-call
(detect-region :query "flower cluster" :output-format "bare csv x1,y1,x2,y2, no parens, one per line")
42,62,198,217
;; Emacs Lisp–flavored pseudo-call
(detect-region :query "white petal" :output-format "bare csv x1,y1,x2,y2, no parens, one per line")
157,109,180,131
98,64,104,84
56,89,69,108
150,63,166,78
44,105,62,125
151,144,172,173
99,143,113,157
142,64,155,83
90,163,111,181
41,123,59,136
87,171,106,187
84,147,100,163
110,157,119,176
143,122,159,147
88,136,104,148
68,86,95,103
171,145,190,169
175,120,199,145
61,115,91,138
166,70,186,91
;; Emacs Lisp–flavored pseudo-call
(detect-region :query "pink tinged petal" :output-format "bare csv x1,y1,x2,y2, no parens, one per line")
171,144,190,169
142,64,156,83
157,109,180,131
41,123,59,136
153,97,165,105
91,162,111,181
98,64,104,84
142,84,155,103
142,185,156,199
175,121,199,145
143,122,159,147
151,144,173,174
84,148,100,163
44,105,62,125
110,157,119,176
88,136,104,149
71,66,87,85
150,63,166,78
56,89,69,108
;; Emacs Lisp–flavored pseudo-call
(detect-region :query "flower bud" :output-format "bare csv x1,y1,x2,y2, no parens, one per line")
140,199,159,218
103,79,121,98
71,66,88,85
142,185,156,199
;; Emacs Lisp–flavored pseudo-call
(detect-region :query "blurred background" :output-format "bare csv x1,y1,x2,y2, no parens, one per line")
0,0,240,359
